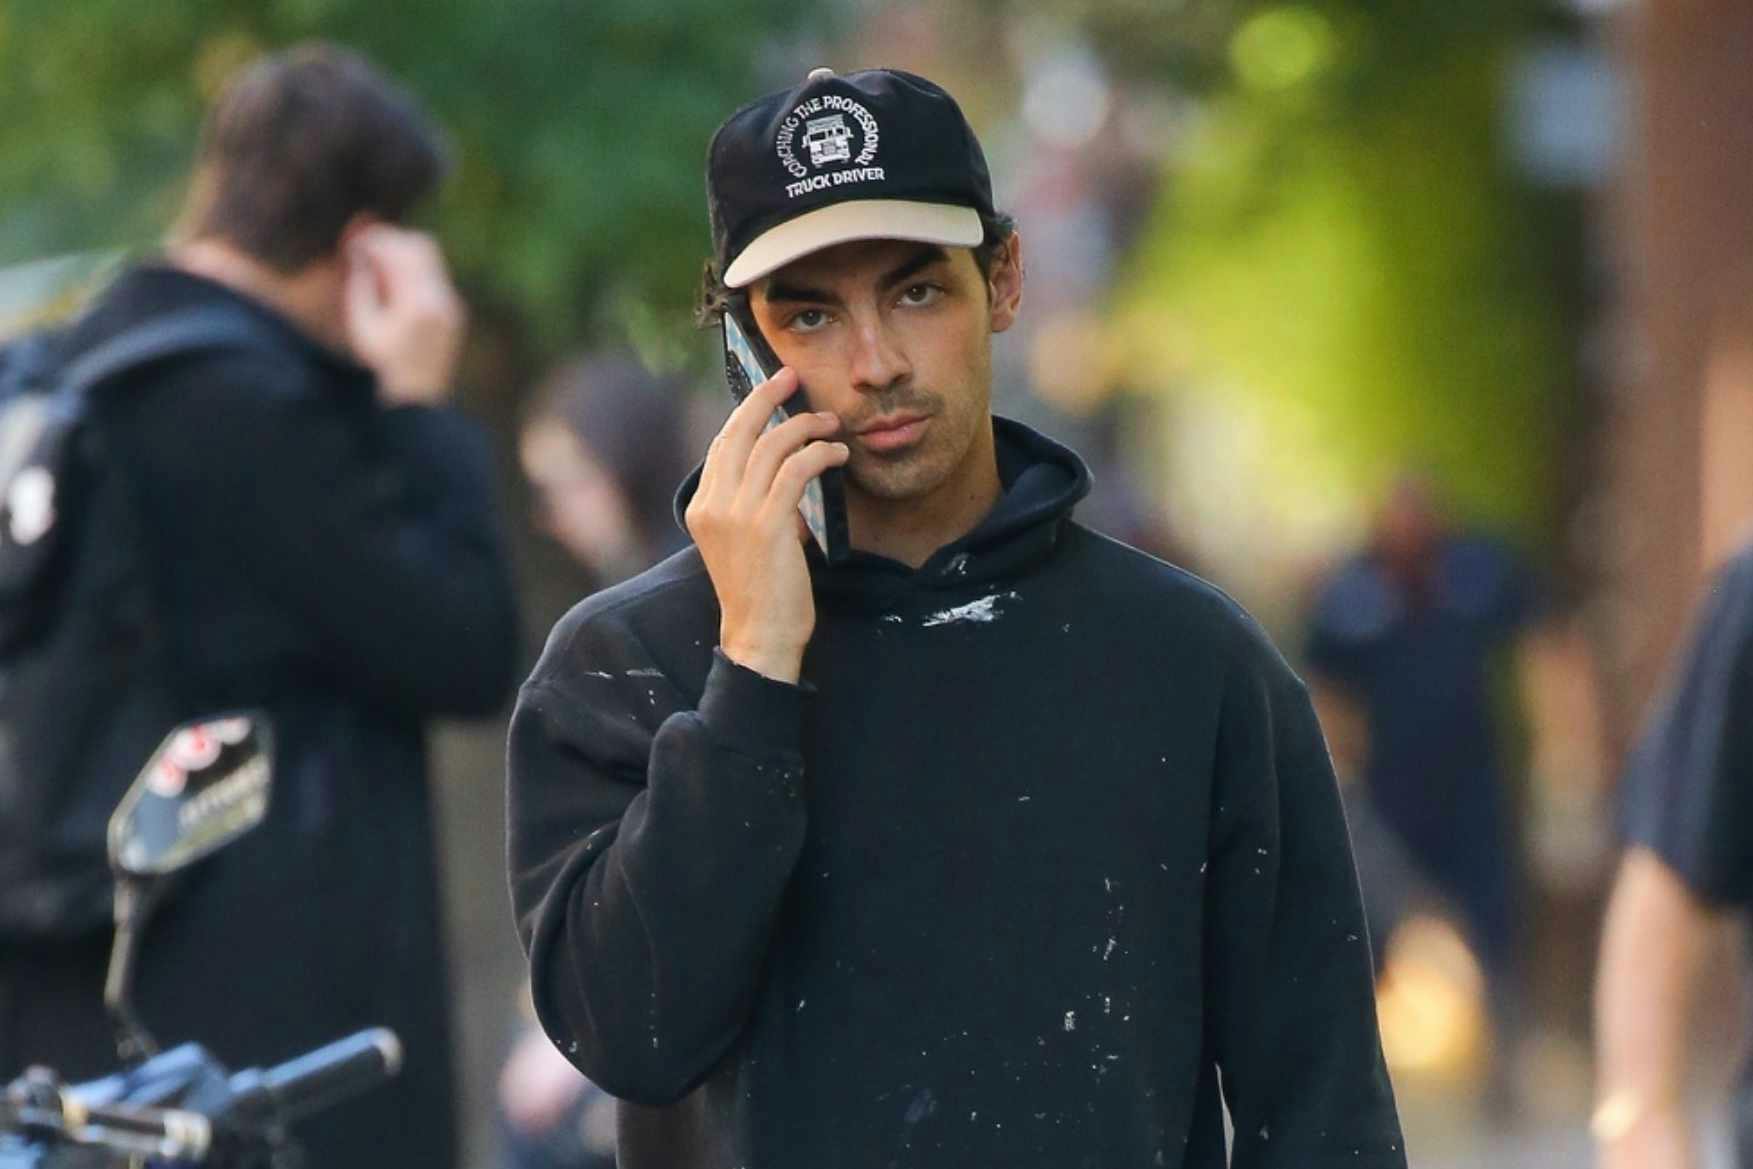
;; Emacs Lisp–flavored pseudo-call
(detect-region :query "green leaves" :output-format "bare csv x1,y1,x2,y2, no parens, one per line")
0,0,829,350
1119,1,1567,541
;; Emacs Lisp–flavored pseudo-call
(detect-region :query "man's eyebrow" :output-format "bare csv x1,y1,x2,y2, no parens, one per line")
759,244,954,306
878,245,951,291
760,279,836,306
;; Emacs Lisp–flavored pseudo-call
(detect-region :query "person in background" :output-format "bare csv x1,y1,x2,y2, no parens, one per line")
1595,544,1753,1169
519,352,692,592
0,44,519,1169
500,352,690,1169
1303,473,1536,1110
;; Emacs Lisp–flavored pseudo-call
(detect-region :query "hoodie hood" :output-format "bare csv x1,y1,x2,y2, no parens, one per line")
673,416,1091,609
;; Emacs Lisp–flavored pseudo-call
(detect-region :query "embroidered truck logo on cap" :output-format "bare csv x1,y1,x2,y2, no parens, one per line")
803,115,853,167
776,93,884,199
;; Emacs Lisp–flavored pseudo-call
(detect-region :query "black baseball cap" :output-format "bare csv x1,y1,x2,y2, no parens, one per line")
707,67,997,289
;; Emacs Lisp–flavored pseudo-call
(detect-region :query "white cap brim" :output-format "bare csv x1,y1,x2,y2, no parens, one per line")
724,199,983,288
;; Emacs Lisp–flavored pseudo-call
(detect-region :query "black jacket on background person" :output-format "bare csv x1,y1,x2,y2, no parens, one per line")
508,420,1406,1169
0,265,519,1169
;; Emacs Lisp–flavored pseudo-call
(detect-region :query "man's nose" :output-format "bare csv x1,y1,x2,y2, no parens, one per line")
847,314,911,394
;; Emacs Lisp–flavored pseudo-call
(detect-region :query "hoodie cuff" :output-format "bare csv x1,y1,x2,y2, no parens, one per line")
697,649,807,762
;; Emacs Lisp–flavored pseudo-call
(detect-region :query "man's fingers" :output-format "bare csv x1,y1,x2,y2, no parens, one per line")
349,227,455,312
714,367,800,472
344,226,459,322
700,367,807,502
765,441,850,515
346,225,406,287
341,223,467,404
343,250,382,326
737,411,841,508
352,223,444,274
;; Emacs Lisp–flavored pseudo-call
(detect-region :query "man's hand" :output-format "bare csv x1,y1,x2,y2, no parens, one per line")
1596,1101,1693,1169
344,224,467,406
685,368,847,684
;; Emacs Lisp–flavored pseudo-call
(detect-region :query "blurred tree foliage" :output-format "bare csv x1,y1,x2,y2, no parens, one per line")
1024,0,1260,90
0,0,833,357
1113,0,1574,540
0,0,1578,541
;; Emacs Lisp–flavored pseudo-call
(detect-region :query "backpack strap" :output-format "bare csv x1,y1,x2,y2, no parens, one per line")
58,304,270,404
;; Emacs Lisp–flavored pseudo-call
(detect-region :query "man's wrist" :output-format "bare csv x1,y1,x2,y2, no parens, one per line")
719,640,804,685
1592,1091,1649,1143
699,650,808,766
1591,1088,1684,1144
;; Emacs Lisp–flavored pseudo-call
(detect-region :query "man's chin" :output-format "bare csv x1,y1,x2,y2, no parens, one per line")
846,456,941,503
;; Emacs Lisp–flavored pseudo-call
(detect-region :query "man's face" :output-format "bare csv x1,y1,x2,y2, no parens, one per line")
519,418,636,575
749,235,1022,506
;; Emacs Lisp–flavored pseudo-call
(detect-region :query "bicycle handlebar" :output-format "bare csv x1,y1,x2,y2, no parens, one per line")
226,1027,402,1127
1,1027,402,1165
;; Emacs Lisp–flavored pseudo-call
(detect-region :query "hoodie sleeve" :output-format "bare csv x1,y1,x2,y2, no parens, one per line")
507,625,810,1105
1203,634,1407,1169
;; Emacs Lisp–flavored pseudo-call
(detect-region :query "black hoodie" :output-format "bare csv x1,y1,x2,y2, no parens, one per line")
507,419,1406,1169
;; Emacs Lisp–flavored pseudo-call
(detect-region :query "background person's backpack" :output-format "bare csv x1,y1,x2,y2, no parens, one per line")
0,306,261,940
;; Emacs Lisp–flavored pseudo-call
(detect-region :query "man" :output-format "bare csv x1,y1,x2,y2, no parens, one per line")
1596,545,1753,1168
1303,475,1535,1108
0,44,518,1169
508,68,1404,1169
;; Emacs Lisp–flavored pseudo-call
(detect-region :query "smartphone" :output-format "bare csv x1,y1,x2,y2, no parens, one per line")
721,302,850,563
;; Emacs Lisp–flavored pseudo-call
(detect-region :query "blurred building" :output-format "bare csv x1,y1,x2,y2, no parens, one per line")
1596,0,1753,749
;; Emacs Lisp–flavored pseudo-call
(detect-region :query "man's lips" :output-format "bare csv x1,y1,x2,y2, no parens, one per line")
855,413,930,453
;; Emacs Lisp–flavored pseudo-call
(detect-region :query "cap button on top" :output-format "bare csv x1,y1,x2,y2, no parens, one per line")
806,67,836,82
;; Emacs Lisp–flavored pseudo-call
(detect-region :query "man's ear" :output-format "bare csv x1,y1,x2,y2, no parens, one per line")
987,231,1024,335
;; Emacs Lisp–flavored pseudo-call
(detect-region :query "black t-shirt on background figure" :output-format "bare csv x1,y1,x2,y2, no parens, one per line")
1621,546,1753,904
1620,546,1753,1161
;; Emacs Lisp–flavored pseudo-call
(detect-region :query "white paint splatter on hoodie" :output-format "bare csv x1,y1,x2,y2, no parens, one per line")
920,592,1021,628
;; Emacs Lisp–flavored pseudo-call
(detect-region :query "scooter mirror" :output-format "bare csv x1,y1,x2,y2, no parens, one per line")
107,713,273,879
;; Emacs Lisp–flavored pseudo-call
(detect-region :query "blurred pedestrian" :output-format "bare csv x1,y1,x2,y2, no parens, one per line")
1595,545,1753,1169
0,43,518,1169
519,352,691,591
1302,474,1536,1107
499,352,690,1169
508,66,1404,1169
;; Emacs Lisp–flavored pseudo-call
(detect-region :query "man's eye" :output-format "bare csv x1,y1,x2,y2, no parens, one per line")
788,308,831,333
899,283,942,307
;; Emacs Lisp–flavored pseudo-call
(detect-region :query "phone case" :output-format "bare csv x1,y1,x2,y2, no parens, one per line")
721,306,851,563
